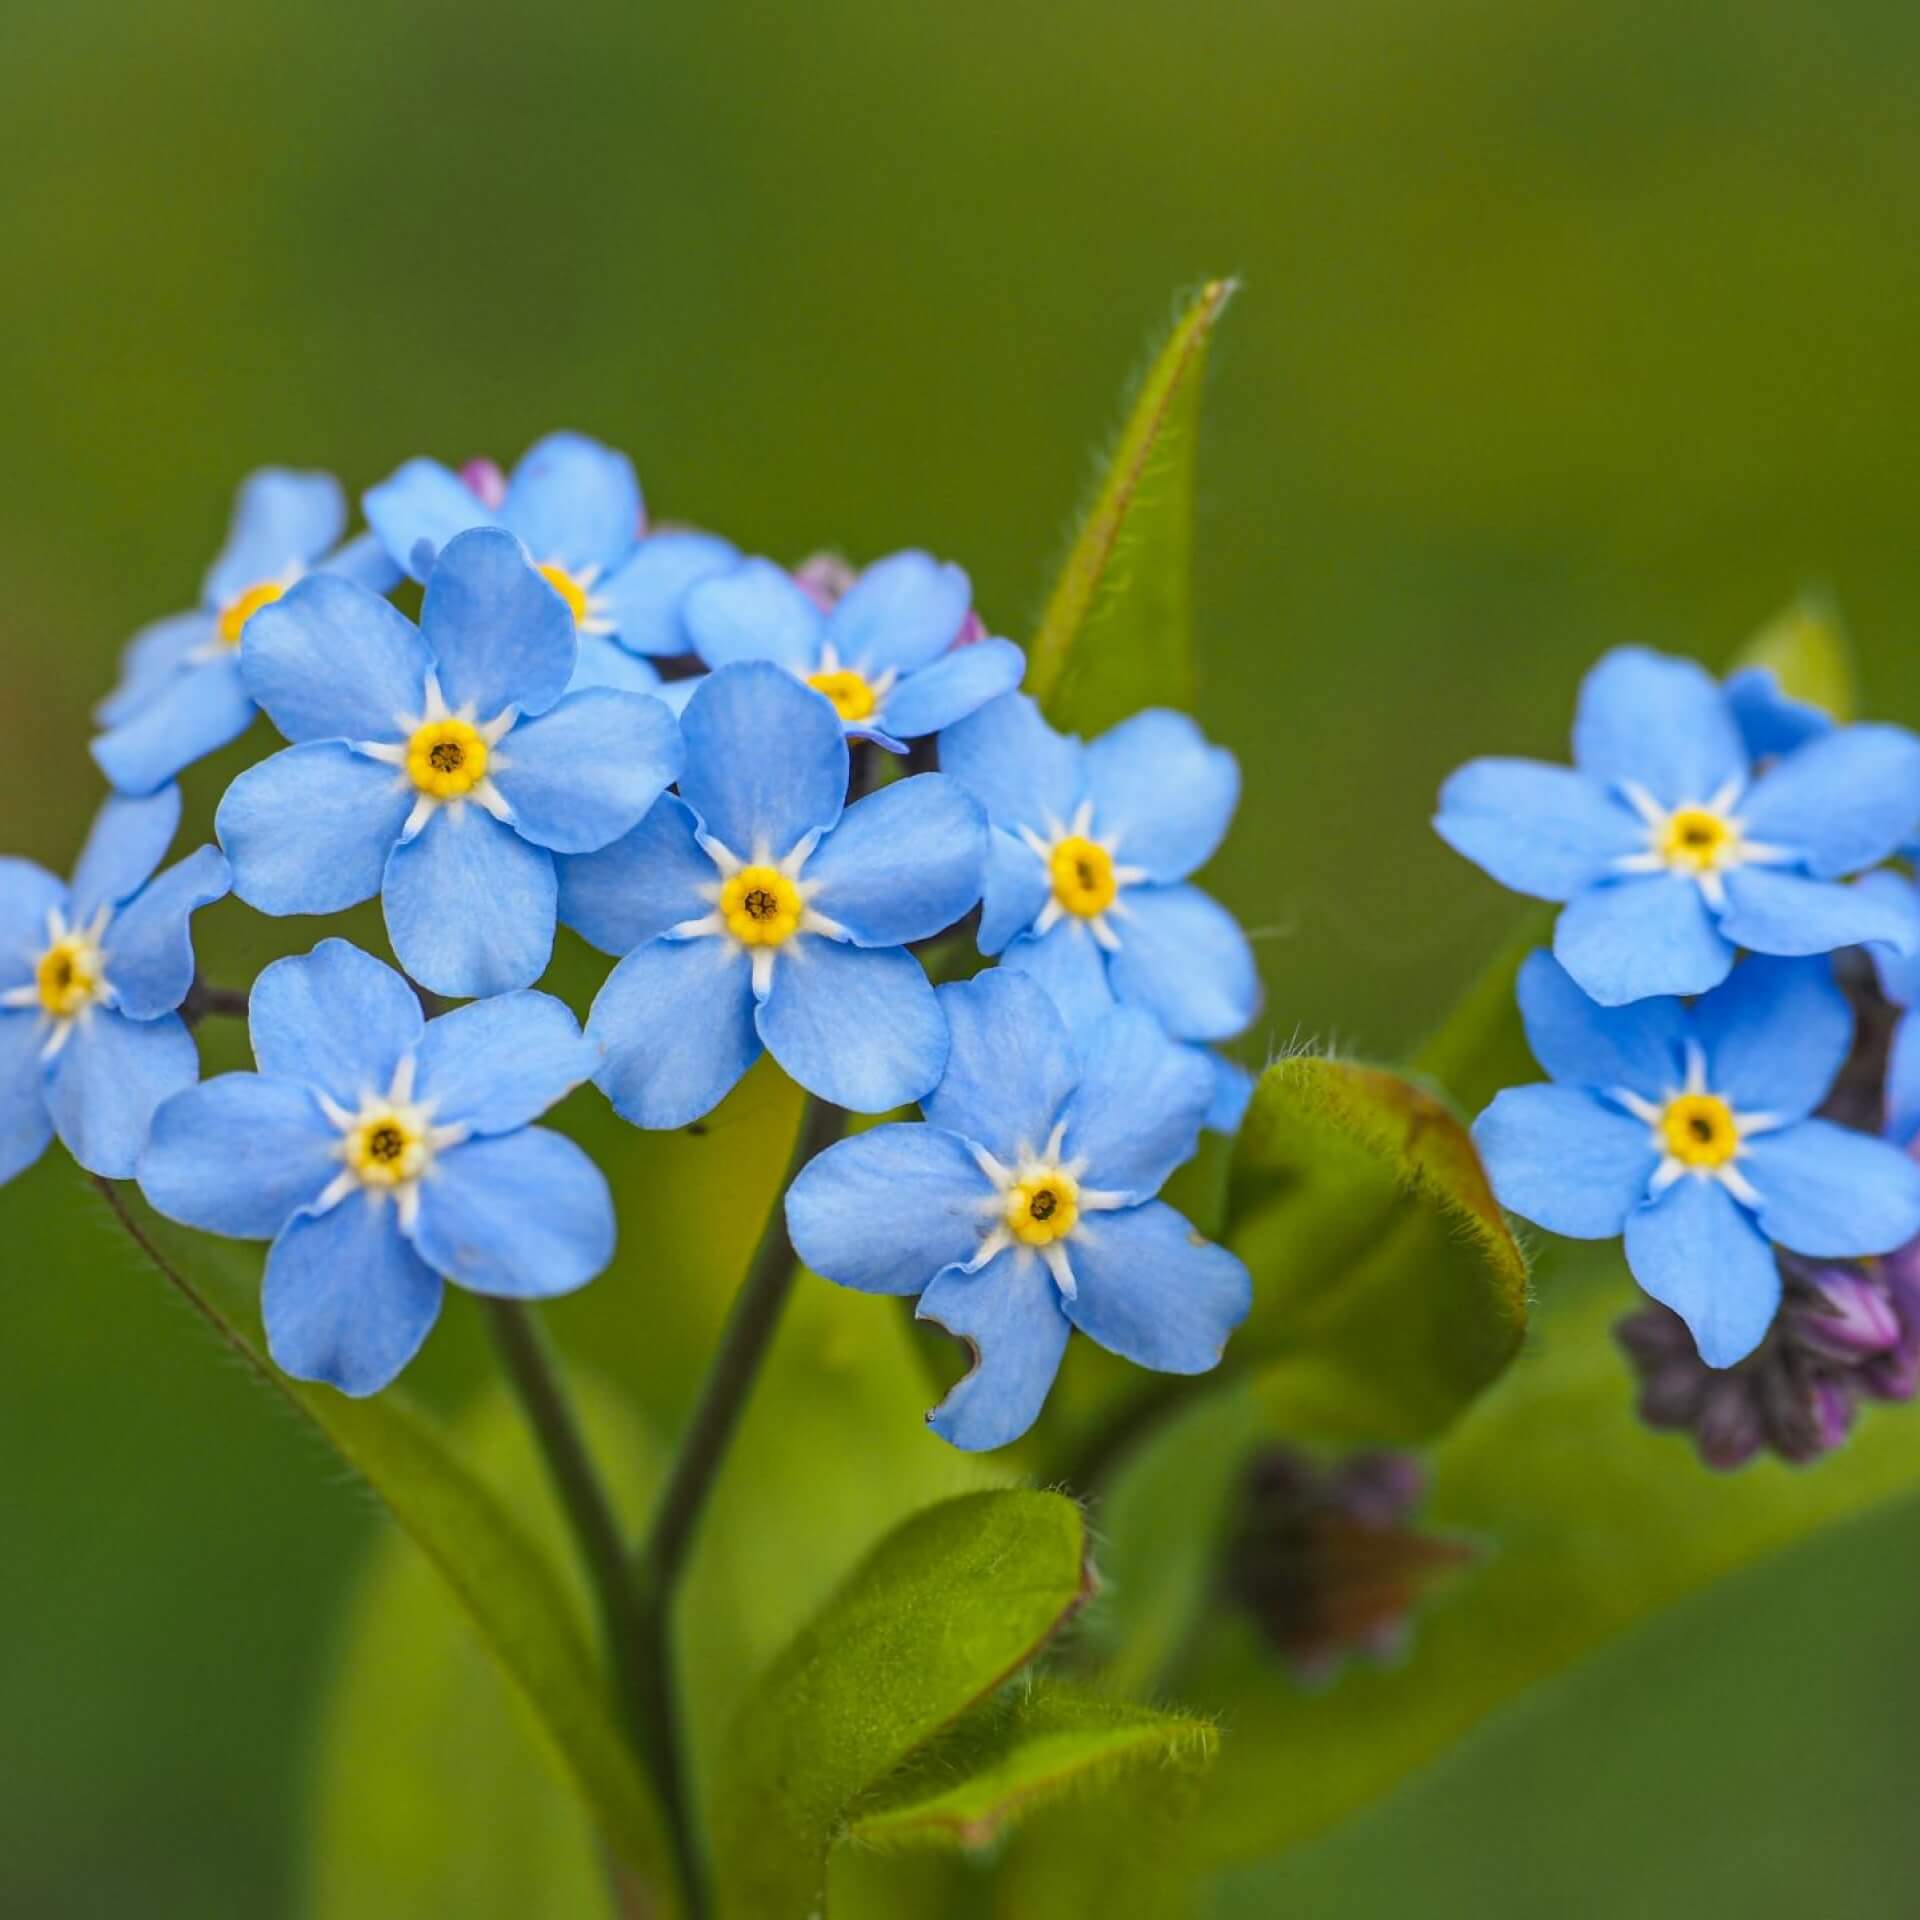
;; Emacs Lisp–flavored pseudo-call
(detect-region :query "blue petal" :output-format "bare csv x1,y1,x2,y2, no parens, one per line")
978,826,1050,956
918,1251,1072,1451
105,845,230,1020
383,809,557,997
1715,868,1918,960
1434,758,1643,903
756,939,947,1112
683,557,822,671
241,575,431,744
491,689,682,855
1085,710,1240,883
0,861,69,989
678,662,847,860
1691,955,1850,1120
1861,869,1920,1007
0,1012,53,1187
598,530,742,658
501,432,641,577
1738,725,1920,877
1744,1121,1920,1259
1885,1009,1920,1147
1724,666,1833,762
568,634,664,694
1571,647,1748,807
1473,1084,1659,1237
44,1009,198,1179
1105,883,1260,1041
363,458,500,581
1060,1200,1251,1372
589,936,758,1129
412,991,593,1134
138,1073,340,1237
1514,949,1685,1094
938,692,1085,840
420,527,577,721
557,794,713,958
325,529,405,595
1551,875,1733,1007
249,939,424,1106
653,676,703,717
871,638,1025,742
823,551,972,675
786,1123,993,1294
924,971,1076,1162
999,921,1117,1040
410,1128,615,1298
202,468,345,606
95,612,216,726
67,786,180,922
1204,1052,1255,1135
800,775,985,947
1057,1008,1213,1198
263,1194,443,1395
1623,1178,1780,1368
218,743,410,917
91,656,257,795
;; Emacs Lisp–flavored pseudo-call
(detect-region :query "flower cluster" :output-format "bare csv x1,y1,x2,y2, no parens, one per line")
8,432,1260,1437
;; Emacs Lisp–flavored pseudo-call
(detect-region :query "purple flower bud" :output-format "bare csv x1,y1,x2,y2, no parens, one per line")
459,458,508,511
1790,1268,1902,1362
1695,1377,1766,1472
792,551,857,612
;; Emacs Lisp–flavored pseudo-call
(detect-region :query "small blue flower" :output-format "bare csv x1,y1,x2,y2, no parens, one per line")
681,550,1023,751
139,940,611,1395
1435,647,1920,1007
937,692,1259,1044
1475,950,1920,1367
216,527,682,999
91,470,398,796
1,786,228,1185
363,431,739,693
787,970,1252,1450
565,662,984,1126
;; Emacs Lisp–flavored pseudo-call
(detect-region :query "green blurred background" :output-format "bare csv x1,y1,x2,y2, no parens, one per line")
7,0,1920,1912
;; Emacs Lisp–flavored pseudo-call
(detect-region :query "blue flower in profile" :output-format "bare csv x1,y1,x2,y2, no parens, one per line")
681,551,1023,751
1475,951,1920,1367
216,527,682,999
787,970,1252,1450
1,786,227,1185
563,662,983,1126
91,470,398,796
363,431,739,694
1435,647,1920,1006
937,693,1259,1045
138,941,612,1396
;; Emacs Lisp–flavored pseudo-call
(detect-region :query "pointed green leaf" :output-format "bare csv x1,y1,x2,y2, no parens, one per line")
1729,585,1856,720
710,1489,1092,1918
1026,278,1236,731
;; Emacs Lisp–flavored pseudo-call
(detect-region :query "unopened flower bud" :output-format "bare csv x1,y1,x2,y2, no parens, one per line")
458,458,508,510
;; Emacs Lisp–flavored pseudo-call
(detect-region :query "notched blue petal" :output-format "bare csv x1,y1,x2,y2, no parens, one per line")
924,970,1077,1162
363,457,499,582
1745,1122,1920,1260
556,794,713,958
1571,647,1747,808
1434,758,1642,903
382,808,557,998
412,991,593,1135
1473,1083,1658,1238
918,1252,1072,1451
1085,710,1240,883
138,1074,339,1238
683,557,822,672
105,844,231,1020
67,786,181,922
1738,724,1920,878
1551,874,1733,1007
1058,1008,1213,1198
939,691,1084,840
755,939,946,1113
876,638,1025,742
421,526,576,720
1060,1200,1251,1373
677,662,848,859
217,743,410,918
824,550,972,676
1691,955,1850,1122
91,657,256,796
801,775,985,947
1514,948,1686,1094
1105,883,1259,1041
1623,1178,1779,1368
492,688,682,855
589,935,759,1129
249,939,426,1106
241,575,431,745
502,431,641,578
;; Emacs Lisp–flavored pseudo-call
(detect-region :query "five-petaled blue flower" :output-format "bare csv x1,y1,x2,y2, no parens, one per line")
563,662,984,1126
1435,647,1920,1006
363,431,739,694
1,786,228,1185
937,692,1260,1046
216,527,682,998
682,551,1024,750
787,970,1252,1450
91,469,398,796
1476,950,1920,1368
138,940,613,1396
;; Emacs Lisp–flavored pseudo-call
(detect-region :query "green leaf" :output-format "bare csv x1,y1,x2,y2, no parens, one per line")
1729,585,1857,720
1026,278,1236,731
709,1489,1092,1918
846,1683,1216,1853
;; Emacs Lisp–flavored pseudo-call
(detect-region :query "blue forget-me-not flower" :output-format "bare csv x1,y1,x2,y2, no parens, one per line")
1435,647,1920,1006
2,785,228,1184
216,527,682,999
92,469,398,796
138,940,613,1396
787,970,1252,1450
564,661,984,1127
1475,950,1920,1368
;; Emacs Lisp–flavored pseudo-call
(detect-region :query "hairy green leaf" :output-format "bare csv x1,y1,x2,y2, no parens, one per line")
1729,585,1856,720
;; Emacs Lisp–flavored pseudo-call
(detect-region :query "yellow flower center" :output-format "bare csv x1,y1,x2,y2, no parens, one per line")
217,579,288,649
1659,807,1738,873
35,937,101,1018
1661,1093,1740,1169
537,563,591,627
721,865,804,947
1049,836,1118,918
1006,1170,1080,1247
405,718,489,798
344,1111,429,1188
805,667,879,723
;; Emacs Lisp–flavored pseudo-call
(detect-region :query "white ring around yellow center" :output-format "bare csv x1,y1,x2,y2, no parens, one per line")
1049,836,1118,918
1660,1092,1740,1169
406,718,489,798
721,865,804,947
